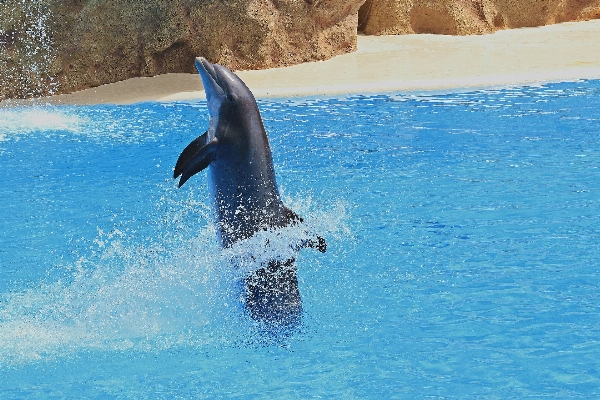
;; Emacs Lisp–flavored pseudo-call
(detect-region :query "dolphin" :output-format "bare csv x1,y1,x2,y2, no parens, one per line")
174,57,326,327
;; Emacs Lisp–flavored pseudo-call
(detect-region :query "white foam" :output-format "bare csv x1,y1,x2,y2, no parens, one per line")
0,108,84,138
0,196,350,365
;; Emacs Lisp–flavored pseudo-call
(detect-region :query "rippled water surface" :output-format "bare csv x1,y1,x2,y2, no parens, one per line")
1,80,600,398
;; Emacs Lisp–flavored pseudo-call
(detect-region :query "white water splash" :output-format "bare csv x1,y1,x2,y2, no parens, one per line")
0,197,350,365
0,0,59,100
0,108,84,139
0,225,232,365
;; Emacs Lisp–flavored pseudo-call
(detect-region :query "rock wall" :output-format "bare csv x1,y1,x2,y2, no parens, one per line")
0,1,59,100
358,0,600,35
1,0,364,99
2,0,600,100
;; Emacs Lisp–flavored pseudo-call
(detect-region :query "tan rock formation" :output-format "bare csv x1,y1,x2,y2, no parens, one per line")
3,0,599,101
1,0,364,100
358,0,600,35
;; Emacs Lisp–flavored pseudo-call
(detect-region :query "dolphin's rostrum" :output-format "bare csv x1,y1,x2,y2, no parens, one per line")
174,57,325,326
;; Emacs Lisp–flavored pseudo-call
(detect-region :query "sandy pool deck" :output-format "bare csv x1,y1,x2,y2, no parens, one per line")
37,18,600,105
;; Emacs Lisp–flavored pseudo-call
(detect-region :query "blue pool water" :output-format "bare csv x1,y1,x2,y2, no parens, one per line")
1,80,600,397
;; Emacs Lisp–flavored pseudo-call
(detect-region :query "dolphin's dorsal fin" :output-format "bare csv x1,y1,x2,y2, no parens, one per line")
175,133,219,187
174,131,208,178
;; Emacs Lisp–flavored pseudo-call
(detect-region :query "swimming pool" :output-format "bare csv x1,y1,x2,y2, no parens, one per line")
1,80,599,397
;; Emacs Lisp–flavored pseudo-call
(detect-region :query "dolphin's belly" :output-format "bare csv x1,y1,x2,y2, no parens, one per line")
208,165,283,247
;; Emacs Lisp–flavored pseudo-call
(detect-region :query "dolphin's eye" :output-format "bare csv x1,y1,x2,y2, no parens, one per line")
227,94,234,102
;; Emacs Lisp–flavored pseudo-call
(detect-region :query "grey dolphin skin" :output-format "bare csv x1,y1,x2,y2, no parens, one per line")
174,57,326,327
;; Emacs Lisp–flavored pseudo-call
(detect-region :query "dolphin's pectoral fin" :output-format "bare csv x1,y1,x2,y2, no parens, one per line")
281,207,327,253
176,137,219,187
174,131,208,179
281,207,303,225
